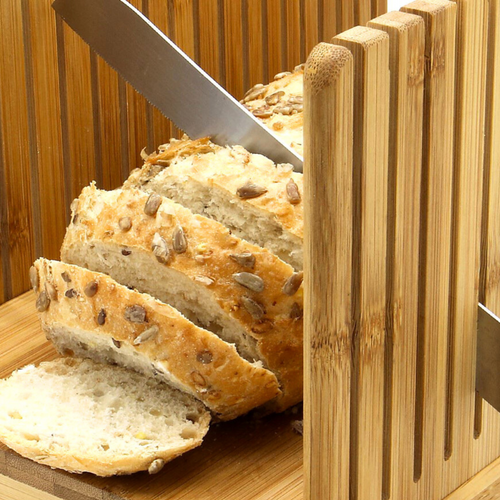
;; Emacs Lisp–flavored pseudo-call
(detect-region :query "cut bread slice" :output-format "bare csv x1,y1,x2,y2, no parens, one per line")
61,185,303,412
124,137,304,271
0,357,210,476
32,259,280,420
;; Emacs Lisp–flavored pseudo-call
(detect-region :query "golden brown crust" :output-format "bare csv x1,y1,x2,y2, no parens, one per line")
126,137,304,242
34,259,281,420
61,186,303,411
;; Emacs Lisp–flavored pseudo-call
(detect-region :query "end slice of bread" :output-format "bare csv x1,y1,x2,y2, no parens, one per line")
0,357,210,476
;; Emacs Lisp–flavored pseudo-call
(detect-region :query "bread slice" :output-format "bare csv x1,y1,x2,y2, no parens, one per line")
32,258,280,420
61,185,303,412
124,137,303,271
0,357,210,476
241,64,304,156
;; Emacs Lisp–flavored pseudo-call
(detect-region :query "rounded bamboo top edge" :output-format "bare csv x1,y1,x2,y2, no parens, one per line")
332,25,389,48
303,43,352,94
368,10,425,32
401,0,455,15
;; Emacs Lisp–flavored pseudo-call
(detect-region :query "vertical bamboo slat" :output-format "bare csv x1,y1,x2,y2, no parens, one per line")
367,12,425,500
286,0,302,71
0,0,35,298
266,0,285,81
246,0,265,87
400,2,456,497
356,0,372,26
198,0,222,83
444,0,488,494
303,41,353,500
303,0,319,58
332,26,390,500
224,0,245,99
321,0,337,47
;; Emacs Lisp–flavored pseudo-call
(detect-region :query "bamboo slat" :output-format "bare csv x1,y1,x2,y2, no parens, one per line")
198,0,223,84
266,0,286,82
337,1,355,37
356,0,372,26
303,42,353,500
443,0,488,494
332,26,390,500
367,12,425,500
286,0,302,71
224,0,246,100
399,2,456,498
0,0,35,299
322,0,338,44
303,0,319,60
246,0,266,87
374,0,389,18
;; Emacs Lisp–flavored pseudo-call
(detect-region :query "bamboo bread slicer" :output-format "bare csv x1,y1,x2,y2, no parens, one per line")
2,0,500,499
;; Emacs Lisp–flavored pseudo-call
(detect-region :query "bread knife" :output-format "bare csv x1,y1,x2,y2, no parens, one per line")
51,0,303,172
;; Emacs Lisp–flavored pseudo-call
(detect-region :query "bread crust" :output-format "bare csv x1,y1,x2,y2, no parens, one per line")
34,259,281,420
61,186,303,412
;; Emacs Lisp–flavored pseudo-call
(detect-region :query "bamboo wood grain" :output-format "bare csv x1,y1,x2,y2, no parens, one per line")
266,0,285,81
400,2,456,497
303,42,353,500
224,0,246,100
337,0,354,38
197,0,223,84
0,0,35,299
443,0,488,494
286,0,302,71
332,26,390,500
374,0,389,17
356,0,372,26
245,0,265,87
303,0,319,59
321,0,337,51
367,12,425,500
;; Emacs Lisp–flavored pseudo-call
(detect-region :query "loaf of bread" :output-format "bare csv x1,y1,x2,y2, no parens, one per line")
31,258,280,420
61,184,303,412
125,137,303,271
0,357,210,476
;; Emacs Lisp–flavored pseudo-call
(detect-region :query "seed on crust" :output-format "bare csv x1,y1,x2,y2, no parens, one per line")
236,181,268,199
194,275,214,286
29,266,39,292
144,193,162,216
140,147,149,161
287,95,303,105
97,309,107,325
273,121,284,131
45,282,58,301
233,272,265,293
274,105,293,116
125,305,147,324
112,338,121,348
283,271,304,296
133,325,159,345
118,216,132,232
172,225,188,253
294,63,305,72
252,107,273,119
65,288,77,299
229,252,256,269
274,71,291,80
191,371,207,388
61,271,71,283
121,249,132,256
286,178,301,205
241,296,265,320
197,350,213,364
84,280,98,297
290,302,303,320
242,83,266,102
148,459,165,475
152,232,170,264
36,291,50,312
265,91,285,105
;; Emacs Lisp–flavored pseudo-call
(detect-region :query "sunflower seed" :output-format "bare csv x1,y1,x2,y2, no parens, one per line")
274,105,293,115
287,95,303,105
118,216,132,232
252,107,273,119
241,296,265,320
194,275,214,286
172,225,188,253
229,252,256,269
140,147,149,161
236,181,268,199
197,350,213,364
144,193,162,216
265,91,285,105
125,305,147,324
112,338,121,348
84,280,98,297
121,249,132,256
61,271,71,283
274,71,291,80
290,302,303,320
148,459,165,475
283,271,303,296
286,178,301,205
242,83,266,102
294,63,305,72
152,232,170,264
133,325,159,345
233,272,265,292
29,266,39,292
45,282,58,301
97,309,107,325
65,288,77,299
191,371,207,387
36,291,50,312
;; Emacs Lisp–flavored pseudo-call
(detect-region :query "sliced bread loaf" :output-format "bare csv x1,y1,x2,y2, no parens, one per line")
31,258,280,420
0,357,210,476
60,185,303,412
124,137,303,271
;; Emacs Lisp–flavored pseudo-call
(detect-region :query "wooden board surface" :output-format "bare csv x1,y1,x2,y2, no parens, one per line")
0,292,303,500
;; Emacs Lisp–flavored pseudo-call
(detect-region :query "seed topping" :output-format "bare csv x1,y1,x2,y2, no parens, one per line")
252,107,273,119
233,272,265,292
61,271,71,283
133,325,159,345
172,225,188,253
112,338,121,348
45,282,58,301
84,280,98,297
152,232,170,264
125,305,147,324
197,350,213,364
194,275,214,286
241,296,265,320
236,181,268,200
283,271,304,296
29,266,39,292
65,288,77,299
191,371,207,388
118,216,132,232
97,309,107,325
265,91,285,105
286,178,302,205
229,252,256,269
274,71,291,80
144,193,162,216
148,459,166,475
290,302,303,320
36,291,50,312
121,249,132,256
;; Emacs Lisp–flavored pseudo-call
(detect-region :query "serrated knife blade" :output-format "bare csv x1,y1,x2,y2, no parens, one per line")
51,0,303,171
